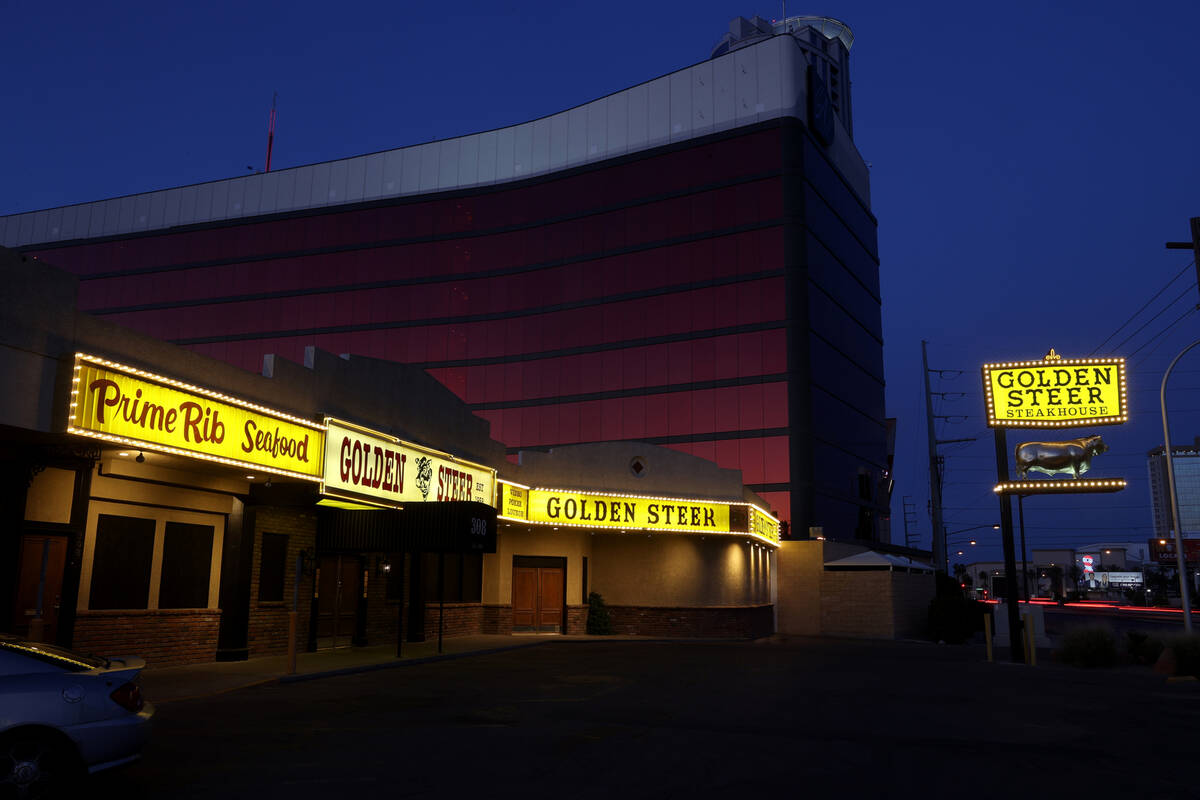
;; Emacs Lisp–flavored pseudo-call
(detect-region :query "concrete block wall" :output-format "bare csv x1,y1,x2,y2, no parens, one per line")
819,571,895,639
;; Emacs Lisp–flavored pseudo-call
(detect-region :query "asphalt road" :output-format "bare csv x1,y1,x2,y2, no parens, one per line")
92,638,1199,798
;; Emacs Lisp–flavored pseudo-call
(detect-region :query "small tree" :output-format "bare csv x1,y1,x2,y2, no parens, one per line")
586,591,613,635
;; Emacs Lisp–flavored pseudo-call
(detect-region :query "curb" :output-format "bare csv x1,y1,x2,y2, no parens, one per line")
154,636,765,701
154,676,282,705
278,639,550,684
277,636,749,684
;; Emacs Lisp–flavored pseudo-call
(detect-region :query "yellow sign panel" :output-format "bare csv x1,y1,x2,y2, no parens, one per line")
500,483,528,520
497,486,778,546
982,357,1127,428
69,354,324,479
750,507,781,545
322,419,496,508
526,489,730,533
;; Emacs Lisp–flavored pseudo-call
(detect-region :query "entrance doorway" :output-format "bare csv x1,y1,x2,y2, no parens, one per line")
512,556,565,634
13,535,68,642
315,555,360,649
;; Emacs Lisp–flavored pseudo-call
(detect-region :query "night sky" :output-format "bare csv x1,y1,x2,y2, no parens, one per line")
4,0,1199,565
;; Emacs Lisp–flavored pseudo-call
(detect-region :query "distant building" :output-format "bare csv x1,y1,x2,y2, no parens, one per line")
1147,438,1200,538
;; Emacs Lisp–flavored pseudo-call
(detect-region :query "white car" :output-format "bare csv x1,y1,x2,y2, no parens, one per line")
0,634,154,797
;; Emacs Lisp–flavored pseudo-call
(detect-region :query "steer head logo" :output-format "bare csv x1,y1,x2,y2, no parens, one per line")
415,456,434,499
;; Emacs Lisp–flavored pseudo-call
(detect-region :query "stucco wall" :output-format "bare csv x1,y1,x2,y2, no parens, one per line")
775,540,823,635
482,527,593,607
590,534,771,607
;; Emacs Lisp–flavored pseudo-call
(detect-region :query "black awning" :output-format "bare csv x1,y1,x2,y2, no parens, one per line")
317,501,496,554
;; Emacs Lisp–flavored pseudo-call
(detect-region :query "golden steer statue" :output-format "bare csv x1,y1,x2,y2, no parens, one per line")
1014,435,1108,480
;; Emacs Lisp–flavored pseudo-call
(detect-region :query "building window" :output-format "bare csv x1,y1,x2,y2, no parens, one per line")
258,533,288,602
159,522,214,609
385,554,404,601
89,514,155,610
421,553,482,602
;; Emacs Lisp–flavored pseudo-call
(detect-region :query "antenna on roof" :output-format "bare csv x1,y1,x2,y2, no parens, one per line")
264,92,277,173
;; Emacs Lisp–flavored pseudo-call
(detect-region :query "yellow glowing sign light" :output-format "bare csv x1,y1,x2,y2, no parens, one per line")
497,482,780,547
982,357,1127,428
994,479,1126,495
68,354,325,480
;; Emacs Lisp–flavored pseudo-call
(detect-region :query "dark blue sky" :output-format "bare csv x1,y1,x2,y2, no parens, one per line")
4,1,1199,563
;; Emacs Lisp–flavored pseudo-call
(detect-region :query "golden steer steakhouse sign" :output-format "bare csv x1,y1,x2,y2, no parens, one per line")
982,355,1127,428
68,354,324,479
322,418,495,509
498,484,780,546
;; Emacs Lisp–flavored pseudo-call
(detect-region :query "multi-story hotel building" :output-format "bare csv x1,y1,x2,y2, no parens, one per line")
1,14,886,543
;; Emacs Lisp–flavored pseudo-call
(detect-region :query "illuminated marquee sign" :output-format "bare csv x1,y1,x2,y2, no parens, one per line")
982,356,1126,428
500,482,528,520
1149,538,1200,566
68,354,324,479
498,483,780,546
321,418,496,509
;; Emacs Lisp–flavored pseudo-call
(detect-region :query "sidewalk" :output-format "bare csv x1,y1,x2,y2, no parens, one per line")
140,634,632,703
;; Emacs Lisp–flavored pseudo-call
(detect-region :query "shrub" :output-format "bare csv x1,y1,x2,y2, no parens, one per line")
927,579,988,644
586,591,612,635
1125,630,1165,665
1057,625,1118,668
1166,634,1200,677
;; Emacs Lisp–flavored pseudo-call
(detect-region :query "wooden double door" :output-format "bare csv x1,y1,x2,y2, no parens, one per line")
315,555,361,649
512,557,564,634
12,535,69,642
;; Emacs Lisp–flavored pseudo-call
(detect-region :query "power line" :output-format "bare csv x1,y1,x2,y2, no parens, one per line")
1090,260,1195,355
1129,306,1200,362
1111,281,1198,354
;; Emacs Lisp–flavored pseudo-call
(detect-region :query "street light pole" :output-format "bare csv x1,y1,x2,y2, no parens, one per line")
1018,495,1030,602
1160,338,1200,634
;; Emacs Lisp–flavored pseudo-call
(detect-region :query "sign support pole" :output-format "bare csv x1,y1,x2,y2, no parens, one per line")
993,428,1024,662
395,552,405,658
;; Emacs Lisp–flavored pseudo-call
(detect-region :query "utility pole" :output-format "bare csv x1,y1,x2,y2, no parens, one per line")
923,342,976,573
902,496,919,548
1165,217,1200,297
923,341,945,573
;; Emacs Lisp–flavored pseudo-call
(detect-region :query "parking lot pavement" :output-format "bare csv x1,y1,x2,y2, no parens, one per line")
98,637,1200,798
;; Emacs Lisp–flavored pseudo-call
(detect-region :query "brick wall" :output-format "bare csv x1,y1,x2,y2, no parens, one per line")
565,605,587,634
73,610,221,668
247,507,317,658
820,571,895,639
364,554,407,645
482,604,512,634
420,602,482,640
605,605,773,638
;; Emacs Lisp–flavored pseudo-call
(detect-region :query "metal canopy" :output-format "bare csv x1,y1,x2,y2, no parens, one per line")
317,501,497,554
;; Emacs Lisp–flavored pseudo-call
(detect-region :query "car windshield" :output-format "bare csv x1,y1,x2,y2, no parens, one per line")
0,634,108,672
